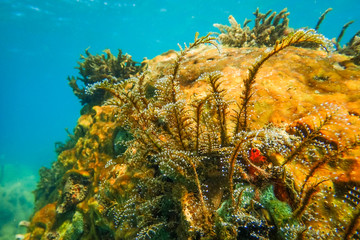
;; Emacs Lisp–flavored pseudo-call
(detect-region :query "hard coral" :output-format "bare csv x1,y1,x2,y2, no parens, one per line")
313,8,360,65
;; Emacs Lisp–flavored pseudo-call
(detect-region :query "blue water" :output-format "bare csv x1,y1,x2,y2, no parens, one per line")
0,0,359,238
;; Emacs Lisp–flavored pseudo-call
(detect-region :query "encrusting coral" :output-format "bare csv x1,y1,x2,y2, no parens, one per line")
24,8,360,240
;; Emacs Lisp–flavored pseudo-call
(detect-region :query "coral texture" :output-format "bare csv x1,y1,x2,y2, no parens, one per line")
339,32,360,65
25,14,360,240
214,8,360,66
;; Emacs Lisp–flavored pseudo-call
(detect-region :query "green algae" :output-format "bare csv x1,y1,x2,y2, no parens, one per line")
59,211,84,240
260,186,297,228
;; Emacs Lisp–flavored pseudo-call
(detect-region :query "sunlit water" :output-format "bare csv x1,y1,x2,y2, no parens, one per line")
0,0,359,238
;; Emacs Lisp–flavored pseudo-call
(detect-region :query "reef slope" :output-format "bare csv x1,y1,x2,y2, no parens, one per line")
25,44,360,240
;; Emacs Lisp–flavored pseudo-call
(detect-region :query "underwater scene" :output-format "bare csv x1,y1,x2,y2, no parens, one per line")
1,0,360,239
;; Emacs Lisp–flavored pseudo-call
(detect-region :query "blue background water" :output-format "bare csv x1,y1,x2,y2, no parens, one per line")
0,0,359,238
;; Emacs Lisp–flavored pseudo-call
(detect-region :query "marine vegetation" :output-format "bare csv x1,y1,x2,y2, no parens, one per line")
314,8,360,65
336,28,360,65
214,8,360,65
68,49,146,106
83,30,360,239
213,8,290,47
24,9,360,240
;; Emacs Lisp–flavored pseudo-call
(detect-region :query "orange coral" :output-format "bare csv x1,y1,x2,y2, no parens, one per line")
25,203,57,240
28,33,360,239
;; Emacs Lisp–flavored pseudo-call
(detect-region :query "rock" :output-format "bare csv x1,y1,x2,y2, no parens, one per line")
26,38,360,239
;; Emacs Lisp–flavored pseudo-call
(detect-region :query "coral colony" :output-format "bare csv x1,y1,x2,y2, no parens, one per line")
22,8,360,240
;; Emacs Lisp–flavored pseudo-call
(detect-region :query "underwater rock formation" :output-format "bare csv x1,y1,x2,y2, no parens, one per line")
25,12,360,240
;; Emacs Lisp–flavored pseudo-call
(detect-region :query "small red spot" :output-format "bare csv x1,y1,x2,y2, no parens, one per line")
249,148,266,164
248,148,267,178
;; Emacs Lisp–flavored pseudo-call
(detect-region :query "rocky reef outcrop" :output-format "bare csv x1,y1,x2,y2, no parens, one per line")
24,13,360,240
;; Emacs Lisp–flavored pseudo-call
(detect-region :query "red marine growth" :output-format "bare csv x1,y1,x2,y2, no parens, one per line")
248,148,267,177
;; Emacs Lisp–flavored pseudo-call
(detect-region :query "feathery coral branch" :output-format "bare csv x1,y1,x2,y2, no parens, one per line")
236,29,331,132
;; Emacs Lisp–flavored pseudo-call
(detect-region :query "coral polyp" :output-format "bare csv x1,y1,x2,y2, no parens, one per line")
24,9,360,240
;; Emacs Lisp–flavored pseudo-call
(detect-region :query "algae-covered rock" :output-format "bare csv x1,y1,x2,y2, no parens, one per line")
25,11,360,240
56,170,91,214
260,186,299,235
63,211,84,240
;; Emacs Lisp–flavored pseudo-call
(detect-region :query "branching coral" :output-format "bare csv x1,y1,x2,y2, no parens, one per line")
314,8,333,31
338,30,360,65
214,7,360,65
68,48,146,105
308,7,360,65
213,8,290,47
33,161,66,212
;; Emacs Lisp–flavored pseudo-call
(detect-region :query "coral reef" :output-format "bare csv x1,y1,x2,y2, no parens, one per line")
68,49,146,106
25,10,360,240
311,8,360,65
215,8,360,66
314,8,333,32
338,30,360,65
213,8,291,47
